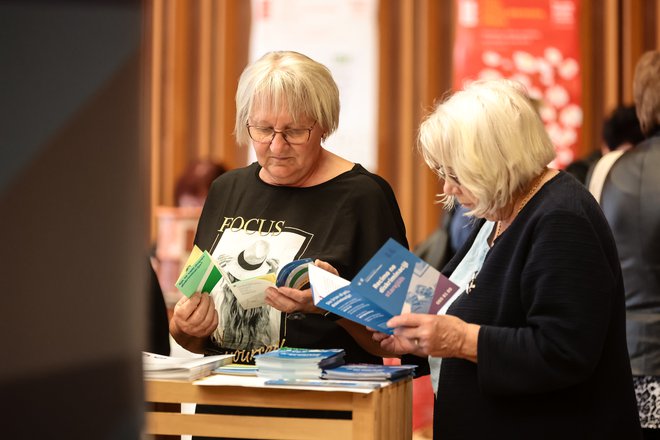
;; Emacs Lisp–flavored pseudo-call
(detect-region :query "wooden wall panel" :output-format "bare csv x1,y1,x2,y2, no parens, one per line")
196,0,213,158
622,0,645,103
656,1,660,48
146,0,249,238
620,0,659,103
377,0,454,248
602,0,620,113
579,0,599,159
583,0,659,163
213,0,251,168
397,0,415,243
145,0,658,246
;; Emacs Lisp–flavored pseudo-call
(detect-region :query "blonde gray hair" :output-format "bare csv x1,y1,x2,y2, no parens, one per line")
418,79,556,218
633,50,660,136
234,51,340,146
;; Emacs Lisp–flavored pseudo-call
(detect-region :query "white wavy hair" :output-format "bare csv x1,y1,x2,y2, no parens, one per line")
234,51,340,146
418,78,556,218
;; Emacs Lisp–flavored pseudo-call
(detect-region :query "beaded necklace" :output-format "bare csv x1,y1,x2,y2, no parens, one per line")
493,168,548,242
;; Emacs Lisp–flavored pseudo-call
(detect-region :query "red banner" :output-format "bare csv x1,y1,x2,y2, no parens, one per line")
453,0,582,168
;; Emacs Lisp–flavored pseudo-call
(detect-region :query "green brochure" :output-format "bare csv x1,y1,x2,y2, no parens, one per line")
175,245,223,297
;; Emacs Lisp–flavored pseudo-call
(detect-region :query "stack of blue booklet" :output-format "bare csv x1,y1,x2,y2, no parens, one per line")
254,347,345,379
321,363,417,381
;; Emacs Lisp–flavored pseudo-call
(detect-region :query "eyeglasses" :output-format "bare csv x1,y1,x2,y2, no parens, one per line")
436,166,461,186
246,121,317,145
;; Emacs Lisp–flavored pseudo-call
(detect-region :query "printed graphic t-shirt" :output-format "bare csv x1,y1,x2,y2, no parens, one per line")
194,162,408,364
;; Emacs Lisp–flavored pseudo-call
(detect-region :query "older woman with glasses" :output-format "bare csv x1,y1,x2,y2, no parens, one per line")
169,51,407,367
373,79,642,438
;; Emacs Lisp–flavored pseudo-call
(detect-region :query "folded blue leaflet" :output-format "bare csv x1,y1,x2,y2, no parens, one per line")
276,258,313,289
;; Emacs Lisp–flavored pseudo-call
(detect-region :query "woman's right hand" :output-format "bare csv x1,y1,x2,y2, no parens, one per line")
372,330,418,356
265,259,339,315
169,293,218,352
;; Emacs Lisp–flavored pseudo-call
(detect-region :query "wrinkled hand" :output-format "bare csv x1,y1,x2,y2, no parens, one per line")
313,259,339,276
373,313,479,361
265,285,319,314
372,329,418,356
170,293,218,338
265,259,338,315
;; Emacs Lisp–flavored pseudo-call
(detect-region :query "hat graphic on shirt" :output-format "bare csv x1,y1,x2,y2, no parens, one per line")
226,240,272,281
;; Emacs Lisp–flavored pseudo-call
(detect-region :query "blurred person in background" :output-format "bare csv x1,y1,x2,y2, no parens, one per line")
414,203,476,272
564,147,601,184
373,79,641,439
595,50,660,439
600,104,645,155
586,104,644,198
175,159,227,207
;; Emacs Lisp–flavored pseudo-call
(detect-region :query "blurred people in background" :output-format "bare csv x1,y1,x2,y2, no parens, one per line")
601,104,645,154
596,50,660,439
586,104,644,198
569,104,644,187
414,204,475,271
564,148,601,184
374,79,641,438
175,159,227,207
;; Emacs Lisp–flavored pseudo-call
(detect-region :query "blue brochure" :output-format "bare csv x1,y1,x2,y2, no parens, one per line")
307,238,460,334
322,363,417,381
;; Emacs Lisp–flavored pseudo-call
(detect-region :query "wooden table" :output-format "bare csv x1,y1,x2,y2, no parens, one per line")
144,377,413,439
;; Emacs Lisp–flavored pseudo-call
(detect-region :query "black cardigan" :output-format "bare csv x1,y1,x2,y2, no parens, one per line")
435,171,641,439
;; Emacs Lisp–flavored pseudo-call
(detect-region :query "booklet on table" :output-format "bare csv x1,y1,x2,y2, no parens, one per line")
142,352,233,381
254,347,345,380
322,363,417,381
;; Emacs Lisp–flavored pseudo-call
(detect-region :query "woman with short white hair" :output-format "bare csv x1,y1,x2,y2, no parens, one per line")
374,79,642,438
170,51,407,365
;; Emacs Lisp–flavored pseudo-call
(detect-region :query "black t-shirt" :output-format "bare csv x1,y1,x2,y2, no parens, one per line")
148,259,171,356
194,162,408,364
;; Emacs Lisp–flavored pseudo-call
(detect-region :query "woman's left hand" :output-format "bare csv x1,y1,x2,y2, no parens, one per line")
265,285,322,314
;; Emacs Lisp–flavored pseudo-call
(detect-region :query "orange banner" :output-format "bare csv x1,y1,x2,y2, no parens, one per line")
453,0,582,168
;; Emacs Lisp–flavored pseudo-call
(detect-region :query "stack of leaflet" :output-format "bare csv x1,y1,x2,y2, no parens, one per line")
213,363,258,376
255,347,345,379
322,363,417,381
142,352,233,381
276,258,313,290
